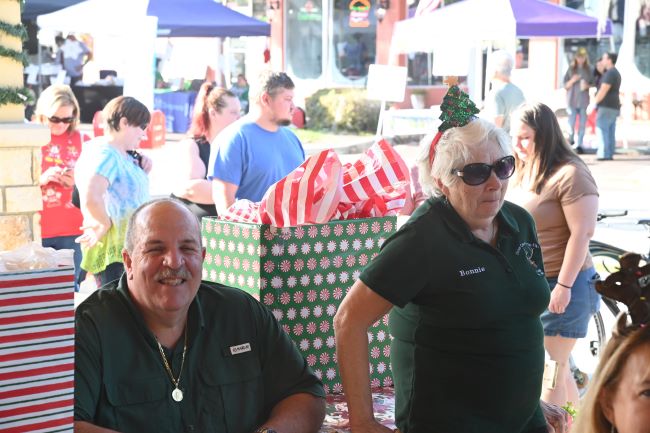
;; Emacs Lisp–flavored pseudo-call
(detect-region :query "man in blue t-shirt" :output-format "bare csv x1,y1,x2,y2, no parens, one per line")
208,71,305,214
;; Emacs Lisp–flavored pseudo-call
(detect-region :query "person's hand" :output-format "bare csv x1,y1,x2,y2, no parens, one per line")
571,73,580,84
139,153,153,174
39,166,63,186
349,419,396,433
75,219,111,249
586,103,596,115
548,285,571,314
540,399,570,433
59,167,75,188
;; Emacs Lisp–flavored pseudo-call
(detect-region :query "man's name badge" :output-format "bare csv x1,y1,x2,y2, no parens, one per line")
172,387,183,402
230,343,251,355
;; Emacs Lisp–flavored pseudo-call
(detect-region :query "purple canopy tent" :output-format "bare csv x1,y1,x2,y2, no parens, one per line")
510,0,612,38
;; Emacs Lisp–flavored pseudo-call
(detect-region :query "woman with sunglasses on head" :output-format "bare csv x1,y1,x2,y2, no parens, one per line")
34,84,90,291
509,102,599,410
171,82,240,219
335,86,559,433
75,96,152,288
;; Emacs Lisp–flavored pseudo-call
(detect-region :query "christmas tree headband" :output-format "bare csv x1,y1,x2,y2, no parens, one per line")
596,252,650,327
428,77,480,167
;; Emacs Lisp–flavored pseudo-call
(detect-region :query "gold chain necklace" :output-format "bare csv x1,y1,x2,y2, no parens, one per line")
155,324,188,402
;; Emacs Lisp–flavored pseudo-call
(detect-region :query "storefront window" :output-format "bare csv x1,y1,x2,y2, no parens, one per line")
286,0,324,79
332,0,376,81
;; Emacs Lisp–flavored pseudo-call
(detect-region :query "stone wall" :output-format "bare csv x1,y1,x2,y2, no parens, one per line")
0,124,49,251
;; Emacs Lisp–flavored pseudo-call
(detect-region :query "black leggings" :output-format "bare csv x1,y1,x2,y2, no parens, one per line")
93,262,124,289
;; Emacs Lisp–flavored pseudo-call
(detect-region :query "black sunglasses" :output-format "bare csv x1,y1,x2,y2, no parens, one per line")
452,155,515,186
48,116,75,124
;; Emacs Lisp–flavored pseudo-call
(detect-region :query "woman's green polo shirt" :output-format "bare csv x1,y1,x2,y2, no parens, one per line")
74,277,325,433
361,197,550,433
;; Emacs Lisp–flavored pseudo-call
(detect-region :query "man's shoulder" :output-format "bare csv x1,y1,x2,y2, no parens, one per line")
197,282,259,312
75,283,123,320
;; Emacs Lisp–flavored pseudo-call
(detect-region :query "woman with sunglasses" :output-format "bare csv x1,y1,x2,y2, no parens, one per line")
75,96,152,288
509,102,599,409
335,87,559,433
171,82,240,219
35,84,90,291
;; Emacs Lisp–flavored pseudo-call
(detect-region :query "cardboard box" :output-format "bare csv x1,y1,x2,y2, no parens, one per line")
0,267,75,432
202,217,395,393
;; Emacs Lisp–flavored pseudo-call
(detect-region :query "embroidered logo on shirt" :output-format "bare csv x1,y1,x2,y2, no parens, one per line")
516,242,545,277
459,266,486,277
230,343,251,355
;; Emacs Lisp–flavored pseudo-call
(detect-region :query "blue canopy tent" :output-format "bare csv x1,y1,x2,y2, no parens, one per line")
22,0,86,21
146,0,270,37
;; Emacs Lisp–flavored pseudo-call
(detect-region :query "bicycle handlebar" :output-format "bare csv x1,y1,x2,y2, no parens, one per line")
597,210,628,222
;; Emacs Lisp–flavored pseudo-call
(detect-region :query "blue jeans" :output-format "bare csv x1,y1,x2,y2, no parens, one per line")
596,106,619,159
567,106,587,147
42,235,86,292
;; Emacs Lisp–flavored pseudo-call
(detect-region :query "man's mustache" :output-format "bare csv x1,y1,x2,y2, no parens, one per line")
155,268,191,280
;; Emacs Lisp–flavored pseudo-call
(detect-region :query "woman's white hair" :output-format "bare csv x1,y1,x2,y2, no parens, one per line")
416,118,512,197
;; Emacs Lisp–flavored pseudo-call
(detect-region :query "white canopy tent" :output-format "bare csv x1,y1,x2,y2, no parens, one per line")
37,0,158,108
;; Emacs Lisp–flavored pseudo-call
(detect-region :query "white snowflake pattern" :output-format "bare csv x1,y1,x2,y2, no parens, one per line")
252,261,260,272
242,227,250,238
345,255,356,267
209,238,217,250
271,244,284,256
333,224,344,236
359,222,369,234
383,377,393,387
237,275,245,286
306,354,317,367
223,257,231,268
370,347,380,359
383,220,393,232
218,271,226,282
308,226,318,238
313,369,322,380
365,238,375,249
294,259,304,272
301,243,311,254
252,228,260,240
293,291,304,303
294,226,305,239
346,223,356,235
300,274,310,287
323,384,330,394
280,228,292,240
326,368,336,379
280,259,291,272
320,352,331,365
320,288,330,301
352,239,362,251
359,254,368,266
371,221,381,233
260,245,268,257
209,269,216,281
319,256,330,269
371,378,380,388
332,287,343,299
299,339,309,351
307,290,317,302
247,276,255,288
228,273,235,284
264,228,275,241
300,307,310,319
232,257,240,270
313,274,323,286
242,258,249,270
352,270,361,280
313,337,323,350
272,309,283,321
203,268,208,279
205,221,213,233
287,276,297,288
263,261,275,273
326,240,336,253
260,277,268,289
326,335,336,348
214,223,221,235
332,383,343,394
313,241,324,254
218,239,226,251
247,244,255,256
293,323,304,335
326,273,336,284
339,272,349,284
339,239,349,252
367,332,374,343
377,330,386,342
227,241,236,252
306,258,317,271
320,225,331,237
377,362,386,374
307,322,317,334
287,243,298,256
383,345,391,357
326,304,337,316
214,254,221,266
237,242,245,254
287,308,297,320
223,224,231,236
313,305,323,317
333,256,343,268
271,276,283,289
282,324,290,334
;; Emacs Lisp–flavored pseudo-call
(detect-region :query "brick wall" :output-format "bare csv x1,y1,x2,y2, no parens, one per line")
0,124,49,251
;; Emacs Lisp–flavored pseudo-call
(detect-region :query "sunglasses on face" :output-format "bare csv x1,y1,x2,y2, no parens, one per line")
452,155,515,186
48,116,75,124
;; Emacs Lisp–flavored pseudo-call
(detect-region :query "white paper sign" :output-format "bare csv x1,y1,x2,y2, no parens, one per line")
54,70,67,85
366,64,408,102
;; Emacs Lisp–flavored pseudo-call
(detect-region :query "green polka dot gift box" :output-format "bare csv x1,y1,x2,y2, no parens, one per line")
202,216,396,394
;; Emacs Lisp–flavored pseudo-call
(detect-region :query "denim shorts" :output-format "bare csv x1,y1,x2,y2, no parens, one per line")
541,267,601,338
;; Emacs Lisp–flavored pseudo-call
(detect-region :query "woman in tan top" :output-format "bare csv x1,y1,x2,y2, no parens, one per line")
509,102,600,408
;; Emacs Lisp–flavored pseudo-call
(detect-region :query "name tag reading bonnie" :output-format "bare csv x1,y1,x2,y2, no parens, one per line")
230,343,251,355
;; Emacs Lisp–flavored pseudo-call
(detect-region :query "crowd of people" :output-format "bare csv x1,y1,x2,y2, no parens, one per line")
31,54,645,432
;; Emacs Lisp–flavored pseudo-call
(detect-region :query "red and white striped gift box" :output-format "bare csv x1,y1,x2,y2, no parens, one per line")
0,267,75,433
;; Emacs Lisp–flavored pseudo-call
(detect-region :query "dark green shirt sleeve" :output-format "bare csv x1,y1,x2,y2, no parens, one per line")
73,302,102,422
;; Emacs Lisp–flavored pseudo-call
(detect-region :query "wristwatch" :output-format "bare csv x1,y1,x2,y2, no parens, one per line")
253,428,277,433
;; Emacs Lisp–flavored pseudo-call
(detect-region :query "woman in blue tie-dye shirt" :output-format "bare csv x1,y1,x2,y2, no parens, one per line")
75,96,152,287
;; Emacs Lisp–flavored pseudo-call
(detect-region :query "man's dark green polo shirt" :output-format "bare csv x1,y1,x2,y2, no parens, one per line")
361,197,551,433
74,276,325,433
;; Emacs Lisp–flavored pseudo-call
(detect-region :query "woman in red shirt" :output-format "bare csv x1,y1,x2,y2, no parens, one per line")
35,84,90,291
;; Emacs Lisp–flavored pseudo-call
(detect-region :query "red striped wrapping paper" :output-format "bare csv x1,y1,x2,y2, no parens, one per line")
0,267,75,433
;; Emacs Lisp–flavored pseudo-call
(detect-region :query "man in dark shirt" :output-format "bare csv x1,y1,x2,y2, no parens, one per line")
74,198,325,433
593,52,622,161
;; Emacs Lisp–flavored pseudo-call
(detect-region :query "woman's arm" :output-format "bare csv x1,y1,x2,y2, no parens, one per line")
173,139,213,204
334,280,394,433
548,194,598,314
76,174,111,249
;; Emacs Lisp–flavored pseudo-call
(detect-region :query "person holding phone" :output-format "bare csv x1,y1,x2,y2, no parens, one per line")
75,96,152,287
34,84,90,291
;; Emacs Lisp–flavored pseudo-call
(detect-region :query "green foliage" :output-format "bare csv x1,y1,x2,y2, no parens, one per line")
305,88,381,133
0,87,33,106
562,402,577,419
0,21,27,40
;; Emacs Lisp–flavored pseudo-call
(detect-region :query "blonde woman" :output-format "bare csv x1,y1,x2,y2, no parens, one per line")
563,47,593,152
34,84,90,291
